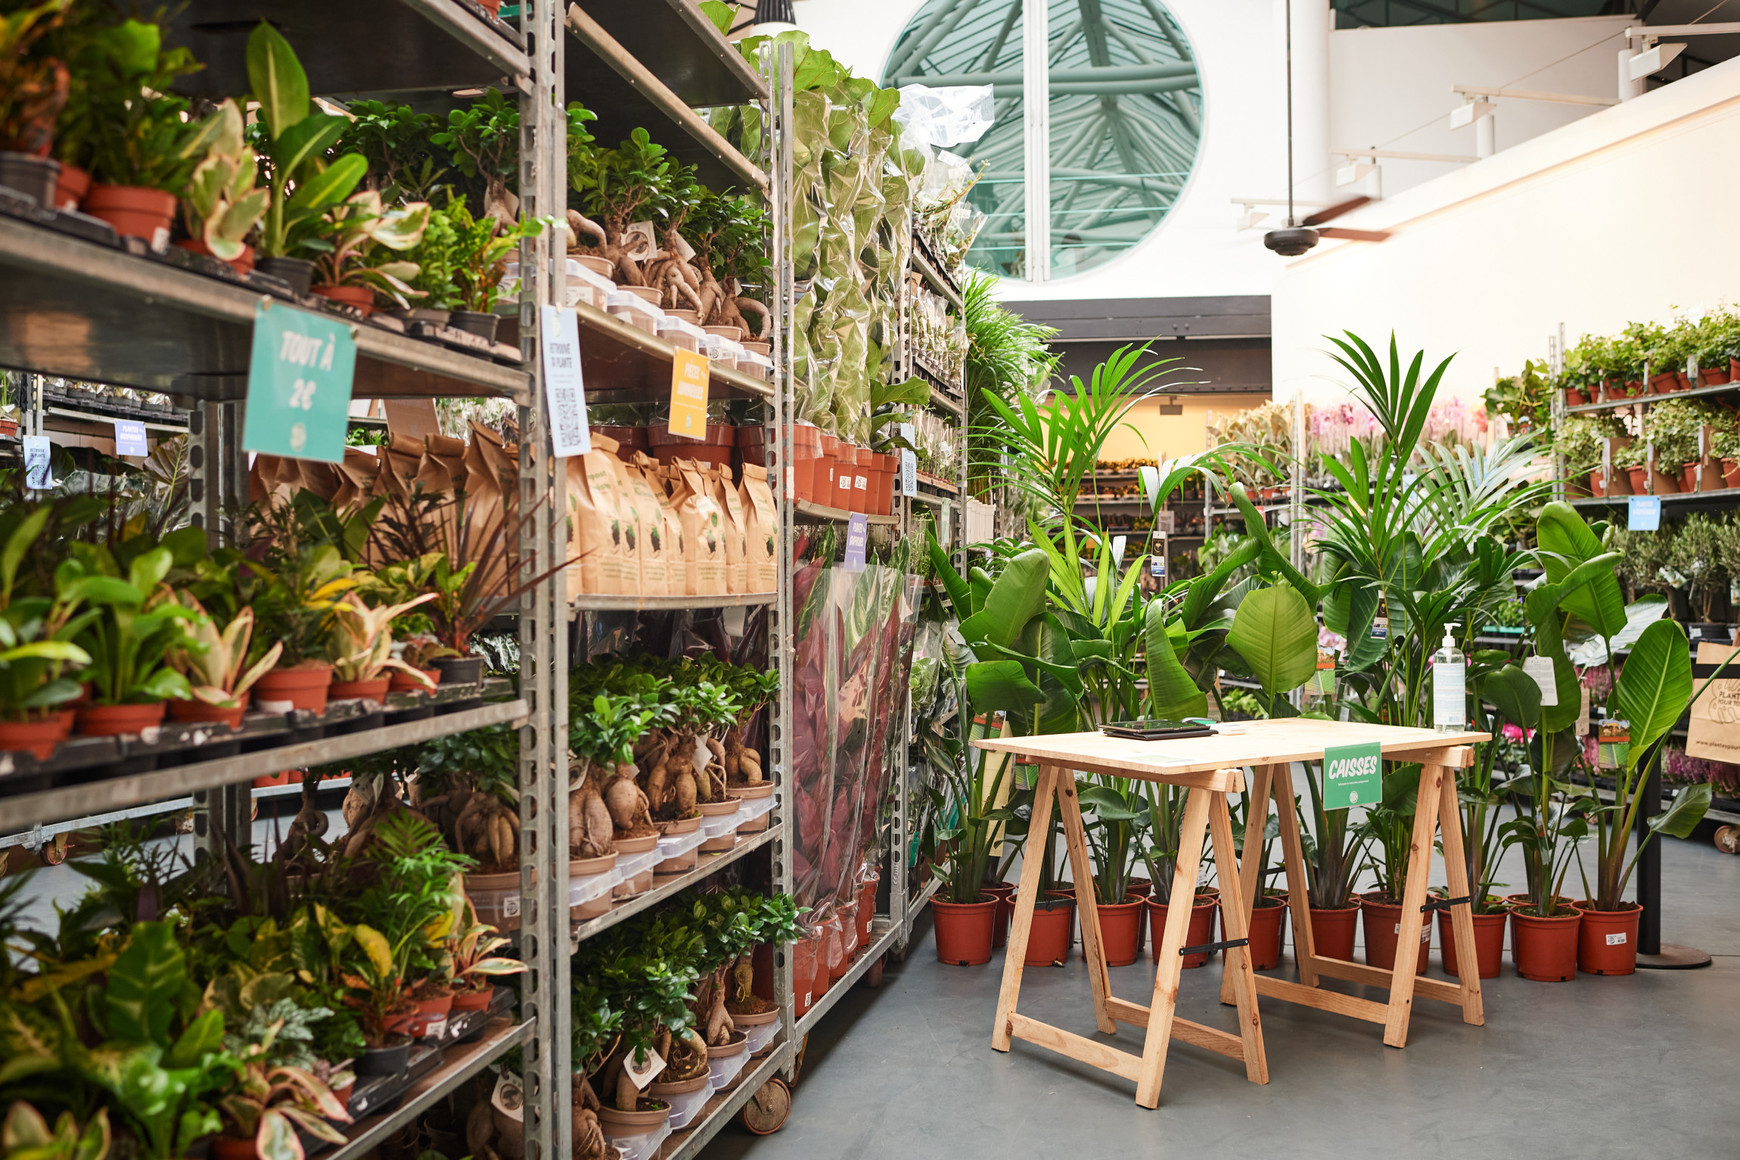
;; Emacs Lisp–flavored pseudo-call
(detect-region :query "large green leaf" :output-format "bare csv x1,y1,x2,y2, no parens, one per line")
1651,783,1711,839
270,114,347,183
963,659,1044,717
1476,665,1541,729
959,549,1049,652
106,921,185,1047
1142,602,1207,719
1614,618,1692,756
1536,502,1625,639
1226,583,1317,696
246,22,309,139
286,152,368,216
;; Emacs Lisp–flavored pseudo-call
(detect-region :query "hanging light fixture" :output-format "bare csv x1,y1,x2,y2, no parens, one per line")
745,0,798,35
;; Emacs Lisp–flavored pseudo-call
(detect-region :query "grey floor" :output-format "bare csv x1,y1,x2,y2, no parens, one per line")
707,824,1740,1160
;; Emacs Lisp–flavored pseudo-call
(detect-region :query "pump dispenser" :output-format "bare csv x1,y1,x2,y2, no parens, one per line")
1433,622,1466,734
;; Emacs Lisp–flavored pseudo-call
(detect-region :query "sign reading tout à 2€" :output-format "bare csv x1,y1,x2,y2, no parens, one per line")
243,300,357,464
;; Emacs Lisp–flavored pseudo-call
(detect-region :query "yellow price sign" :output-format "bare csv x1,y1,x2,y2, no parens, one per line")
668,348,710,439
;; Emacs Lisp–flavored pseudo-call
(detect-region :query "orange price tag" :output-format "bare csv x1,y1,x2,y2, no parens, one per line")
667,348,710,439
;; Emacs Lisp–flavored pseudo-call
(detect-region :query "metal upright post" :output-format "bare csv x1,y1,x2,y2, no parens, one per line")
1634,752,1712,969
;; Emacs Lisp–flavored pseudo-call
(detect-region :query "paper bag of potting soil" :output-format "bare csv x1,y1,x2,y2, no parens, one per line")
598,441,644,594
709,465,748,595
459,422,515,594
570,436,632,595
637,453,686,592
332,447,381,513
739,463,778,593
621,457,672,596
673,460,726,596
1687,642,1740,763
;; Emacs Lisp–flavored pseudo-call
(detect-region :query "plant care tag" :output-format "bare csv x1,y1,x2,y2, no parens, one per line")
1371,616,1389,641
491,1072,523,1121
1578,686,1591,735
1323,741,1382,811
844,513,868,572
1628,495,1661,531
940,496,952,546
1151,545,1167,578
900,448,916,496
623,221,657,260
113,419,148,457
1523,655,1558,705
540,305,591,457
244,300,356,463
22,435,51,490
667,348,709,439
1606,931,1627,946
623,1048,665,1091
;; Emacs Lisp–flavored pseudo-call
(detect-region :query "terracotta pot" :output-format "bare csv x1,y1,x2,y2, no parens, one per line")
981,880,1015,948
76,701,167,737
1437,906,1508,979
168,698,246,729
476,0,505,14
595,1104,670,1134
1724,459,1740,490
1360,892,1429,974
932,895,996,965
1244,896,1289,970
253,664,334,713
211,1136,259,1160
176,237,255,275
1024,895,1074,966
1095,897,1145,967
1573,901,1641,975
857,872,879,944
83,184,176,248
1731,358,1740,382
329,676,391,702
389,667,440,693
1564,387,1587,406
452,984,494,1012
387,992,453,1038
0,717,64,760
1146,893,1218,968
314,284,375,316
53,161,89,211
1649,371,1678,394
1308,901,1361,961
1681,465,1698,493
1626,466,1649,495
791,935,818,1014
1511,905,1581,982
1703,366,1731,386
1586,471,1605,498
1678,371,1693,390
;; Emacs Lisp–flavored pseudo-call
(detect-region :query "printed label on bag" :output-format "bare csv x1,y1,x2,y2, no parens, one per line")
1606,932,1628,946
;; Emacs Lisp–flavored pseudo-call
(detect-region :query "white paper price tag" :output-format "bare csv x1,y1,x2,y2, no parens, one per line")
623,1048,666,1091
491,1073,524,1121
23,435,51,490
900,449,916,496
1523,655,1558,706
540,305,591,457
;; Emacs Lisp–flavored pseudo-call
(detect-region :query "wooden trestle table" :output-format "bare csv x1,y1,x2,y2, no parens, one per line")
974,718,1490,1109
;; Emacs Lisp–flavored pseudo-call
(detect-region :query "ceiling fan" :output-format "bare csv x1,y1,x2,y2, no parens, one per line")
1264,1,1391,257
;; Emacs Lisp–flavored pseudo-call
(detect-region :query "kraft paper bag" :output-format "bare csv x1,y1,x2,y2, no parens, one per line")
573,435,632,594
1687,642,1740,764
739,463,777,593
598,442,643,594
710,465,748,595
621,458,672,597
673,460,726,596
637,453,686,593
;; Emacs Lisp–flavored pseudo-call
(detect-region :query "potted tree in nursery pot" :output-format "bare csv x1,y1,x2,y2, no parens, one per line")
414,722,524,929
1079,778,1148,967
1358,764,1433,974
1137,782,1221,969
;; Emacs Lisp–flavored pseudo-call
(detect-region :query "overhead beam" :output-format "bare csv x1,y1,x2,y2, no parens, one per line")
893,60,1197,87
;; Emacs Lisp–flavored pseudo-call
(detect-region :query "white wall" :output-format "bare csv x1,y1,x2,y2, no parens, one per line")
1271,54,1740,407
1329,15,1632,200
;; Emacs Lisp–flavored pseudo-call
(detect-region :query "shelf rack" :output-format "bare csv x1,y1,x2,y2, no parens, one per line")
572,301,773,402
1565,378,1738,415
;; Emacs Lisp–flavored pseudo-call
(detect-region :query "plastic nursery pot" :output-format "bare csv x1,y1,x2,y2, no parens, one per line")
1703,365,1732,386
210,1135,259,1160
1437,906,1508,979
1095,897,1145,967
176,237,254,275
53,161,89,211
595,1103,670,1135
465,869,523,933
570,852,617,920
386,992,453,1038
833,444,857,512
0,152,60,208
314,284,375,317
83,184,176,248
435,655,486,686
1573,901,1642,975
654,814,702,875
1731,357,1740,382
1627,466,1650,495
168,698,246,729
253,664,334,713
255,256,316,296
1511,904,1581,982
932,895,997,965
452,984,494,1013
0,717,66,760
856,873,878,944
1146,893,1218,969
791,935,819,1014
1360,892,1430,974
76,701,167,738
450,310,501,342
1245,896,1289,971
1307,901,1361,961
329,676,391,703
836,900,861,966
1651,371,1679,394
816,916,844,993
356,1039,412,1076
697,796,740,853
980,880,1015,949
1024,893,1074,967
1564,386,1587,406
475,0,505,14
389,667,440,693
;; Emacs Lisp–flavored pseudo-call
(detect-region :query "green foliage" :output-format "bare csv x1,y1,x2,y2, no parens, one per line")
338,101,450,204
74,17,202,190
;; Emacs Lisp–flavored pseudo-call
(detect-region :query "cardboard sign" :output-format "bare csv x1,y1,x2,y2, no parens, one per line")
843,512,868,572
667,347,709,439
1323,741,1382,811
1686,642,1740,764
243,300,356,463
1628,495,1661,531
22,435,50,490
540,305,591,457
113,420,148,457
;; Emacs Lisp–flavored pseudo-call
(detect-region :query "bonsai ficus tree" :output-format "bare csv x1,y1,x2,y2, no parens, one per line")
568,690,658,858
728,892,801,1016
567,127,685,287
414,721,522,873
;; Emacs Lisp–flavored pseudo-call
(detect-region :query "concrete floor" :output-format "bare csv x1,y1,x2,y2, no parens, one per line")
707,827,1740,1160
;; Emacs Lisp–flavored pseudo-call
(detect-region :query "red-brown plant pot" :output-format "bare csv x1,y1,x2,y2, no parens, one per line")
253,664,334,713
387,992,454,1038
329,676,391,703
389,667,440,693
1724,459,1740,490
1564,386,1587,406
1360,892,1430,974
931,896,996,965
1703,366,1731,386
1731,357,1740,382
856,873,877,944
1588,471,1606,498
1146,893,1218,968
76,701,167,737
1649,371,1678,395
1511,905,1581,982
1573,901,1641,975
1096,897,1145,967
1307,900,1362,961
0,717,65,760
791,935,818,1014
1024,895,1074,966
1677,371,1693,390
476,0,505,14
833,444,857,512
1244,896,1289,970
981,880,1015,948
452,984,494,1013
211,1136,259,1160
1680,465,1698,493
1626,466,1649,495
314,284,375,317
168,698,246,729
1437,907,1508,979
53,162,89,212
176,237,255,275
84,184,178,247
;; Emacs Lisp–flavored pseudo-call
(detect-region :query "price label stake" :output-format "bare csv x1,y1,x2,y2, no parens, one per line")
668,348,709,439
243,300,356,463
23,435,51,491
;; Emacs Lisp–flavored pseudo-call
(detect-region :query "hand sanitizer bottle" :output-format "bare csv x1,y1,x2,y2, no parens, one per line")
1433,622,1466,734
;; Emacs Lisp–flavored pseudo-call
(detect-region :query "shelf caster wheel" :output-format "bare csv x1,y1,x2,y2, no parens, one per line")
1717,825,1740,854
739,1077,790,1135
39,835,67,866
863,956,884,988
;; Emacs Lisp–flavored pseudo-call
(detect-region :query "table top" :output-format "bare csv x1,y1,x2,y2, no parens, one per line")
973,718,1489,787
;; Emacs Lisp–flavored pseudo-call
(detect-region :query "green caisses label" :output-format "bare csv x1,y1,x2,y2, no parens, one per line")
1323,741,1382,810
243,300,356,464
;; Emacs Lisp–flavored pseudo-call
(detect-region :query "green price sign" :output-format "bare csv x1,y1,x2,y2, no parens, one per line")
243,300,356,463
1323,741,1382,811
